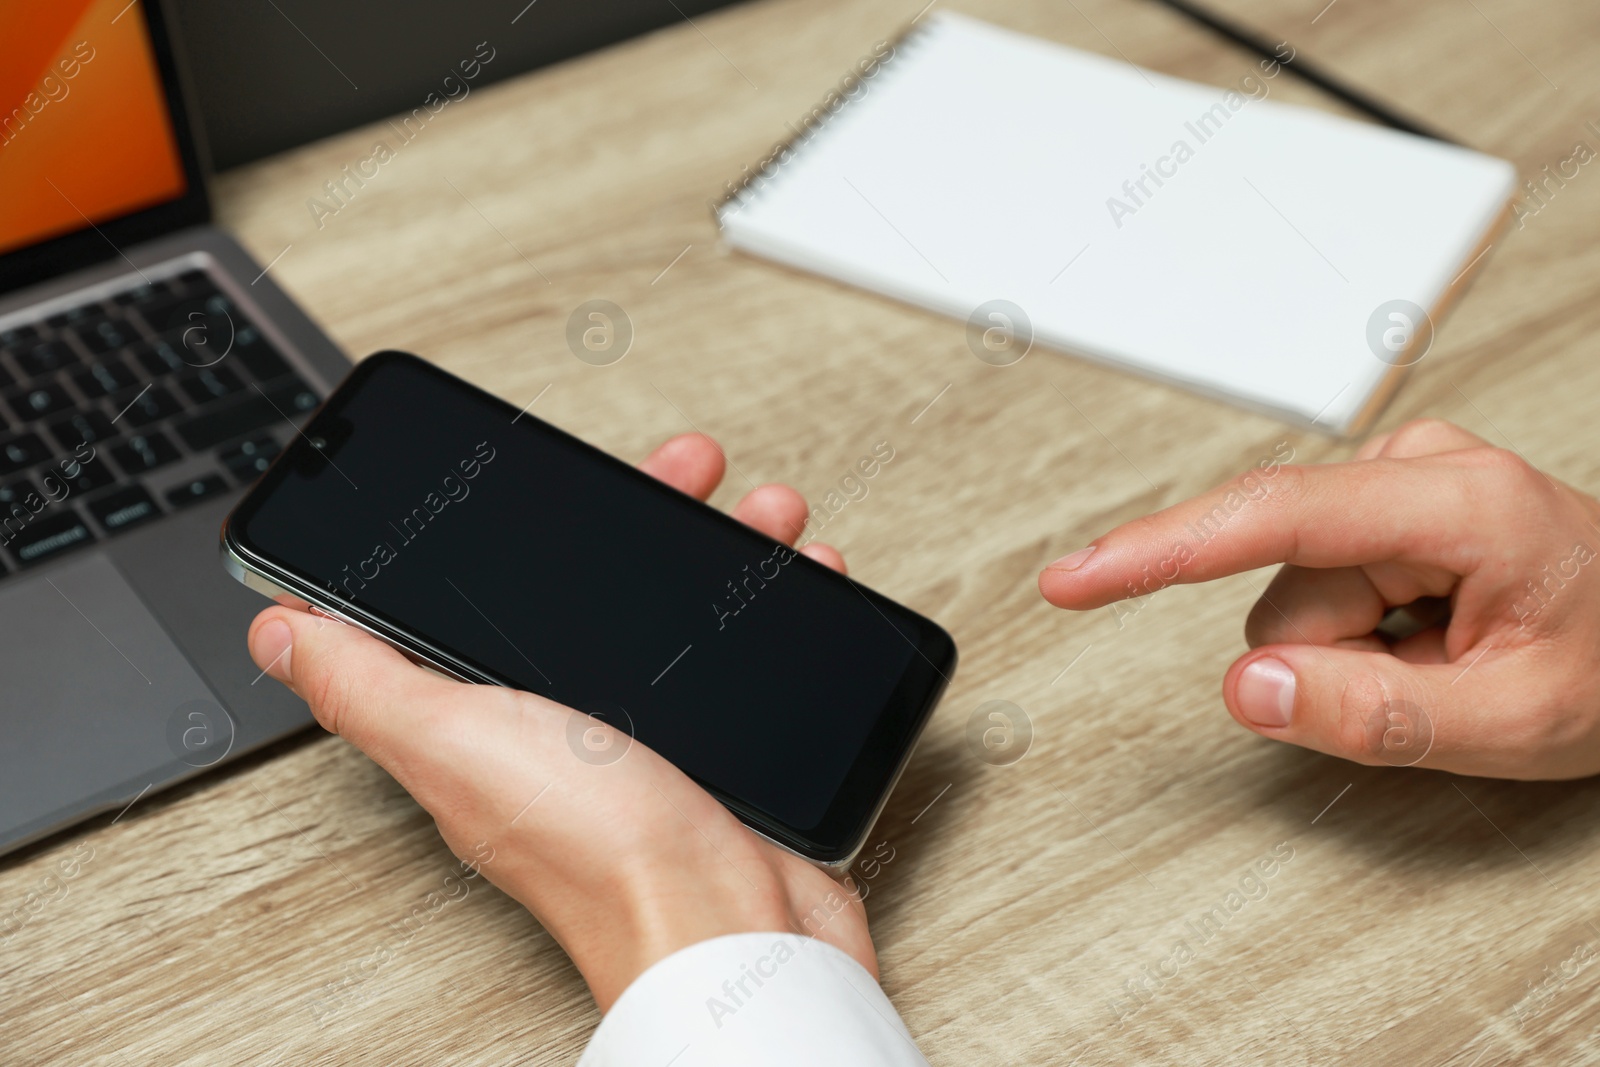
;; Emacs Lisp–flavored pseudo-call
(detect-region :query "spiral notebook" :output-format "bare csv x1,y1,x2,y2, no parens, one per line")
716,13,1517,434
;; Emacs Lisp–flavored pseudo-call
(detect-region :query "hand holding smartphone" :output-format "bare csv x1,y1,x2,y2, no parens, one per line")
223,351,956,866
240,427,884,1011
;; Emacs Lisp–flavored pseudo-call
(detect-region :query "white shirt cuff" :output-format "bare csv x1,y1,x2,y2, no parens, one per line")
577,932,928,1067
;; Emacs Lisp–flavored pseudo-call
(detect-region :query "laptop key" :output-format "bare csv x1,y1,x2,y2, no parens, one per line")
15,342,78,378
174,394,276,451
178,365,244,404
7,508,94,565
45,309,84,329
111,431,181,475
0,432,50,476
88,485,162,535
110,384,182,427
221,435,282,481
173,380,317,451
150,308,237,367
58,452,116,495
269,377,320,416
6,382,74,421
232,329,292,382
113,284,156,306
165,473,230,509
76,318,134,355
72,357,140,398
131,295,189,335
0,478,41,514
0,361,14,391
48,411,116,451
131,336,188,377
0,324,40,349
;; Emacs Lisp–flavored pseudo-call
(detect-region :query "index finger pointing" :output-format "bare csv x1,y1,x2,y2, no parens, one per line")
1038,455,1492,611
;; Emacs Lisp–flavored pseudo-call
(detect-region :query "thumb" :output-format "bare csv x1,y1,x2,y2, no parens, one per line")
1223,644,1489,773
247,605,466,767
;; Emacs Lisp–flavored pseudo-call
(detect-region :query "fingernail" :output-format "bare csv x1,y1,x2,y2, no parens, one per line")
1048,546,1096,571
1237,657,1294,727
253,619,294,684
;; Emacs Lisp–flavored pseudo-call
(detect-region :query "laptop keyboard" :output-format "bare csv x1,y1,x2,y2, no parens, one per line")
0,268,321,574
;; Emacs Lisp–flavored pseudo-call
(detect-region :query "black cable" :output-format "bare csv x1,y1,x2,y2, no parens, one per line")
1147,0,1458,145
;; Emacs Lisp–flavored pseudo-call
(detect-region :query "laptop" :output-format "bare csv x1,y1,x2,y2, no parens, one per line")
0,0,350,856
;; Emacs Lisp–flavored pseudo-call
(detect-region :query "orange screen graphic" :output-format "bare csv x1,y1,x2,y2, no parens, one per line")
0,0,188,256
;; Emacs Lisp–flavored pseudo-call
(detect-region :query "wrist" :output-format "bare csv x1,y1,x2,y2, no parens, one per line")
512,843,799,1012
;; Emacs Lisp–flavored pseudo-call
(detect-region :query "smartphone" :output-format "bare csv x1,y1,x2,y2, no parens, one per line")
221,351,956,867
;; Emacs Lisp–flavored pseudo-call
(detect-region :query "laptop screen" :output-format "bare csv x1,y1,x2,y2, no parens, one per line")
0,0,189,258
0,0,208,295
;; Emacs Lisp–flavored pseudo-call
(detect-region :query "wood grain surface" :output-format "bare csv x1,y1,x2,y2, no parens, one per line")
6,0,1600,1063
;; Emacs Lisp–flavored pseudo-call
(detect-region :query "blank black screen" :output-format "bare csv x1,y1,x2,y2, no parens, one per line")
230,354,948,853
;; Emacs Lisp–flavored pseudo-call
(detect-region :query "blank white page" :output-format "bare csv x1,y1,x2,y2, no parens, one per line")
718,13,1516,432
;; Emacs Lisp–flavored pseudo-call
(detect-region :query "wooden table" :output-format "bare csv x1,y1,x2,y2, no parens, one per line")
8,0,1600,1062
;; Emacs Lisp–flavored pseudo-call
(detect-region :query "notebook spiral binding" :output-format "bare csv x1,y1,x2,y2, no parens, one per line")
714,17,939,219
